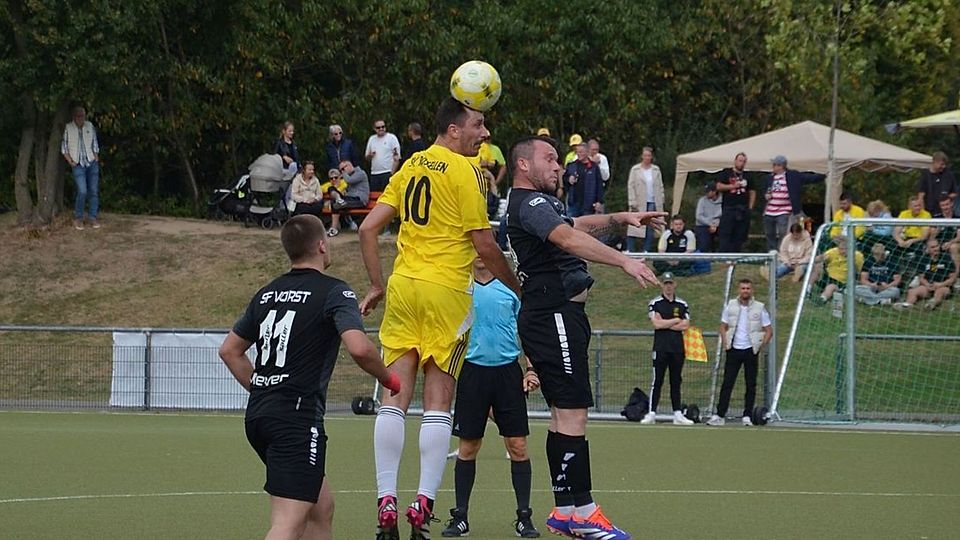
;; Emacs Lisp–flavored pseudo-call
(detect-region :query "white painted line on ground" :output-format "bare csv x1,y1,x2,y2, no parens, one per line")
3,488,958,505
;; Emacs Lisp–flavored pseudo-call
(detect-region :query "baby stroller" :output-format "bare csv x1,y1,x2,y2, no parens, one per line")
245,154,291,229
207,174,251,221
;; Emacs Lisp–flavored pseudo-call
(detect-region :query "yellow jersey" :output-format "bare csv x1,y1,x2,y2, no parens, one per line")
897,209,932,239
830,205,867,239
381,144,490,292
320,178,347,193
824,247,864,283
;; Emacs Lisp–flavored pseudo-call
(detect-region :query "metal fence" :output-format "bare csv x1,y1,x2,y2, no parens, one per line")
0,325,776,419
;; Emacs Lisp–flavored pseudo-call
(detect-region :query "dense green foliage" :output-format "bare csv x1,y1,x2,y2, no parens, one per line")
1,0,957,221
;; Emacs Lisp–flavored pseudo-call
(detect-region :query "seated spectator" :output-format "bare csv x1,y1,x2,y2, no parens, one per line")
324,124,360,169
860,199,895,251
892,195,932,266
829,191,866,241
288,161,323,216
319,168,349,237
695,182,722,253
810,235,864,304
273,121,300,180
931,194,960,271
854,243,902,306
775,222,812,281
894,238,958,310
654,214,697,276
326,160,371,236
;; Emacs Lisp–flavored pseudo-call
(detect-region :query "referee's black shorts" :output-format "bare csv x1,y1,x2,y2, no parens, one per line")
245,411,327,503
453,360,530,439
518,301,594,409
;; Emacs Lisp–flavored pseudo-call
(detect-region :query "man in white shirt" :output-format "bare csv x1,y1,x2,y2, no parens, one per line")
365,119,401,192
61,105,101,230
587,139,610,186
708,279,772,426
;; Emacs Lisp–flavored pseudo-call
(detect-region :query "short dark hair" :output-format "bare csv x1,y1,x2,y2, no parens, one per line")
280,215,326,263
939,193,953,203
739,278,753,286
671,214,684,222
508,135,557,179
839,191,853,201
789,222,804,233
932,151,948,163
434,97,471,136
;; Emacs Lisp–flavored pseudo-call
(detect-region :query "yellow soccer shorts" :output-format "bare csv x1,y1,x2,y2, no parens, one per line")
379,274,473,378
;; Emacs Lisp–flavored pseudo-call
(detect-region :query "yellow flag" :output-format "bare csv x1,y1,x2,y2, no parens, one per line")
684,326,708,362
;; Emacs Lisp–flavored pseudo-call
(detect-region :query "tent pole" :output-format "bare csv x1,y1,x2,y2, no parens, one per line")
825,0,841,224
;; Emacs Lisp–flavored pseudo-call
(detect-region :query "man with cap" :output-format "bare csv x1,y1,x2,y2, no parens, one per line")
563,134,582,166
641,271,695,425
762,155,825,252
536,127,551,137
695,182,722,252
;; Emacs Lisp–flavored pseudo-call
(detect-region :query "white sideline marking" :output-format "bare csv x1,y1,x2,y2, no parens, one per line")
2,488,958,505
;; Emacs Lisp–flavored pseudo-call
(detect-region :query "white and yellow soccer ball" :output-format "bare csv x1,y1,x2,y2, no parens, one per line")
449,60,502,112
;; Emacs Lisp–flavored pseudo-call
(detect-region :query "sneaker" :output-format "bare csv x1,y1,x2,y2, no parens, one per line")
377,495,400,540
406,494,437,540
348,217,360,231
893,302,913,311
544,509,573,537
441,508,469,538
327,227,339,237
639,411,656,425
879,298,893,306
742,416,753,426
514,508,540,538
569,506,631,540
923,299,938,311
90,219,101,229
813,295,828,306
73,219,84,230
705,414,725,426
672,410,694,425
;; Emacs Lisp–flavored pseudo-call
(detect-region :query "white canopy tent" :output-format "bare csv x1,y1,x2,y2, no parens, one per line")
672,120,932,216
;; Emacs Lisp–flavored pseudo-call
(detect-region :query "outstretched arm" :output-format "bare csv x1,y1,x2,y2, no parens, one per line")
573,211,667,238
547,224,659,288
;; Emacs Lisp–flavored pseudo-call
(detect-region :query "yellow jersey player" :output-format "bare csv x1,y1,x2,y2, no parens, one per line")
358,97,521,540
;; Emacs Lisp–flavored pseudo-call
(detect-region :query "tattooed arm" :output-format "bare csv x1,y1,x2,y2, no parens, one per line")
573,211,668,238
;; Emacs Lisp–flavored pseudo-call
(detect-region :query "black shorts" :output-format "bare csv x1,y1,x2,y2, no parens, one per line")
245,413,327,503
517,301,594,409
453,360,530,439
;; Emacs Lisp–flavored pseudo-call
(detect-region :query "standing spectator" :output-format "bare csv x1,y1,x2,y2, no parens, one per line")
762,155,825,252
328,161,370,237
892,195,932,264
641,272,695,426
861,199,895,251
218,214,400,540
441,257,541,539
587,138,610,186
931,194,960,270
61,105,101,230
365,119,401,192
854,243,902,306
274,121,300,181
829,191,867,241
400,122,428,168
695,182,722,253
894,238,957,310
915,152,957,215
716,152,756,252
707,279,772,426
810,235,864,305
324,124,360,170
653,215,697,276
289,162,325,217
626,146,665,252
563,143,604,217
775,222,813,281
506,135,663,540
563,134,582,166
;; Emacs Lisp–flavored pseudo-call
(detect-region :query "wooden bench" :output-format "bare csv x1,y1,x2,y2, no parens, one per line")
320,191,382,216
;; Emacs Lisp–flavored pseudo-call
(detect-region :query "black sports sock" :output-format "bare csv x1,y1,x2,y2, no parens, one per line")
511,459,532,510
553,432,593,507
454,458,476,511
546,431,574,507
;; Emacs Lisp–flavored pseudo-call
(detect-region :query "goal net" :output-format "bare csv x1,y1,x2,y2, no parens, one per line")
772,217,960,426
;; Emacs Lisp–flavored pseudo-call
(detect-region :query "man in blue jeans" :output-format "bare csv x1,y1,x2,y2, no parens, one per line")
61,106,101,230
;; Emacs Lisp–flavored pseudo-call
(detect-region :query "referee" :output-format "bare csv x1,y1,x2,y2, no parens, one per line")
219,215,401,540
641,272,695,425
506,135,665,540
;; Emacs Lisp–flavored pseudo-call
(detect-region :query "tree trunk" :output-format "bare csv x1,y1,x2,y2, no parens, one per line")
37,104,69,223
173,135,200,212
14,95,36,226
152,145,161,197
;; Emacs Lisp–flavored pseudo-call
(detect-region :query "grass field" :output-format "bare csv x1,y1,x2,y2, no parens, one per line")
1,411,958,539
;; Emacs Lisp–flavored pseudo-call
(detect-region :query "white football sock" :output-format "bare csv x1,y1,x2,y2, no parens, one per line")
374,405,406,499
417,410,453,499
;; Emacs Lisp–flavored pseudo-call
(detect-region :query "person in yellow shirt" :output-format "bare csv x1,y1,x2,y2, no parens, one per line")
810,235,864,304
893,195,932,263
829,191,866,240
563,133,582,166
358,97,521,540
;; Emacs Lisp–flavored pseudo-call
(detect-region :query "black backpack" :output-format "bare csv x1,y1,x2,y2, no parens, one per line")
621,387,650,421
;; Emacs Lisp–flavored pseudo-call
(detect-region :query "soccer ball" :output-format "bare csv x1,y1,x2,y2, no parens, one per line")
449,60,502,112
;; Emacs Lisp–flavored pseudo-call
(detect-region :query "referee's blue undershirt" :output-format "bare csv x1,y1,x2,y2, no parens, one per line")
465,278,521,367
